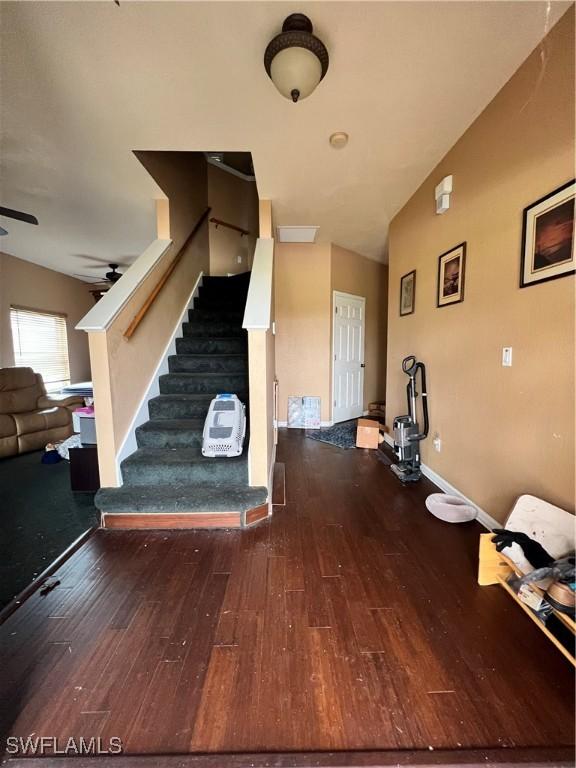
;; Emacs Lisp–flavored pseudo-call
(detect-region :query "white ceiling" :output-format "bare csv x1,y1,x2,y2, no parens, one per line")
0,1,568,275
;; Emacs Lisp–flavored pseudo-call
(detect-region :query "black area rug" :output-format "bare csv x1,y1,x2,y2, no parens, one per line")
306,419,358,449
0,451,99,608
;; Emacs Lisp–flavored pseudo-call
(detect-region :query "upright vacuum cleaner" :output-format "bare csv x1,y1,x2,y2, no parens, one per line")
390,355,429,483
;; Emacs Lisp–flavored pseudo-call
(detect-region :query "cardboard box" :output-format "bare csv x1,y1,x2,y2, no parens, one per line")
356,418,385,449
368,401,386,420
368,401,386,411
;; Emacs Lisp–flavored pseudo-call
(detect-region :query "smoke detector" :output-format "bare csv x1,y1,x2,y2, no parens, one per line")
329,132,349,149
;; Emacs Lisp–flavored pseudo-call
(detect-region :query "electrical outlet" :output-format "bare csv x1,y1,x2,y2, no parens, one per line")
502,347,513,367
433,434,442,452
237,255,242,264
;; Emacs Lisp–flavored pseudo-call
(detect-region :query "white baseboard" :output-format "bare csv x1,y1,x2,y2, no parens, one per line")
382,433,498,531
277,420,333,428
383,433,395,449
115,271,204,482
419,463,499,531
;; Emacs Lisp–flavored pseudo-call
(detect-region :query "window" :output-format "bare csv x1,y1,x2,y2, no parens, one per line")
10,307,71,392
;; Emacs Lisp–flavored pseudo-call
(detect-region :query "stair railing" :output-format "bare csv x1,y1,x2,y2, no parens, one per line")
124,206,211,339
77,202,211,488
209,216,251,237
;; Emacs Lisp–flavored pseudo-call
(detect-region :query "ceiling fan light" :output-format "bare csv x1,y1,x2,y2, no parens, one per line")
264,14,329,103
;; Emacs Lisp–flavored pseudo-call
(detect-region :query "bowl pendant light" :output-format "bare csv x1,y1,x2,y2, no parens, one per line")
264,14,329,102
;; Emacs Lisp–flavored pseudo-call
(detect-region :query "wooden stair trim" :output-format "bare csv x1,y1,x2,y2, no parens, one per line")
101,512,241,529
272,461,286,506
245,502,269,527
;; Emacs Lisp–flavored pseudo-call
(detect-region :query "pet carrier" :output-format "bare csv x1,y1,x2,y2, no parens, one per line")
201,394,246,458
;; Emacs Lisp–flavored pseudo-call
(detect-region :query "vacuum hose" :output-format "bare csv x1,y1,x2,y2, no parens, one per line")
402,356,429,442
414,361,429,440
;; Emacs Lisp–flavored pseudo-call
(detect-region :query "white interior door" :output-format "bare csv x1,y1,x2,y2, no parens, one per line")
332,292,365,424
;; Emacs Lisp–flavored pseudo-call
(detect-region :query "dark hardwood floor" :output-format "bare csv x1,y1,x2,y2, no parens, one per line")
0,429,573,763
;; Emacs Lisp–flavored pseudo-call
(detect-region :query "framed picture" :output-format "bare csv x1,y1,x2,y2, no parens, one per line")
437,242,466,307
520,180,575,288
399,270,416,316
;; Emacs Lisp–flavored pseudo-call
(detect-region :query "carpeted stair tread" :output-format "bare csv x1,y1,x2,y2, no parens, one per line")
122,446,247,465
149,393,248,420
137,418,204,431
96,483,267,514
148,394,214,419
121,447,248,485
181,321,246,337
168,354,247,374
159,371,248,395
193,297,246,308
188,309,244,322
176,337,247,355
136,419,204,449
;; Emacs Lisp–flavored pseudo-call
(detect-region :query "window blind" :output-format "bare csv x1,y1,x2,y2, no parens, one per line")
10,307,71,391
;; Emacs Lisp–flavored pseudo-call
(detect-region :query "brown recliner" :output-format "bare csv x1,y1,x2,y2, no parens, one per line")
0,367,85,458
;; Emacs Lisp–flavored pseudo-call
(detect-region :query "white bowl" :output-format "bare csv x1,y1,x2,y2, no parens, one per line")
425,493,477,523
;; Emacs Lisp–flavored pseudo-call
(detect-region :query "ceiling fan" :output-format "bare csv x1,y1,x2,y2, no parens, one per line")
0,205,39,236
74,261,127,305
74,262,127,303
74,259,127,285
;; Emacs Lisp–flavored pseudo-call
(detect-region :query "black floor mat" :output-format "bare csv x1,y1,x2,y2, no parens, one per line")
0,450,99,608
305,419,359,449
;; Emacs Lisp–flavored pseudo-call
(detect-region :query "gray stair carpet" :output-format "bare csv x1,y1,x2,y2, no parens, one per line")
96,272,267,521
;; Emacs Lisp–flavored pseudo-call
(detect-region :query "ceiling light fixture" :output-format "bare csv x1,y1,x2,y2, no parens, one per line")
264,14,329,103
329,132,349,149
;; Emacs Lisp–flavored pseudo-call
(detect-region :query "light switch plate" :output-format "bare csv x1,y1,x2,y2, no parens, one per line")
502,347,513,367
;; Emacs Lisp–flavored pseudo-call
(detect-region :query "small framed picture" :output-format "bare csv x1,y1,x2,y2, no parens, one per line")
520,180,575,288
437,242,466,307
399,270,416,316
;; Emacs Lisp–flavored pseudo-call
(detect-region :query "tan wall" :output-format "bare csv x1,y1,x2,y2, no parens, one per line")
135,152,208,256
275,242,332,422
89,152,209,486
208,164,259,276
275,241,388,424
259,200,272,239
386,8,575,523
0,251,92,382
331,245,388,410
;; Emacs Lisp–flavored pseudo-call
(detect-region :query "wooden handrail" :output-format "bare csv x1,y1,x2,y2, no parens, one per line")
209,216,251,237
124,207,211,339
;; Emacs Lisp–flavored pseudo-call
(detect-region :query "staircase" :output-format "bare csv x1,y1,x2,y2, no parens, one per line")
95,272,268,528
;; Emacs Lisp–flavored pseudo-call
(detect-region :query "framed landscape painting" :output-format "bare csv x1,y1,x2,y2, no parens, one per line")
437,242,466,307
520,180,575,288
399,270,416,316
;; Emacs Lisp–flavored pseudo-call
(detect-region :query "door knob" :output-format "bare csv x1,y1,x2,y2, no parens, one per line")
360,363,365,368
